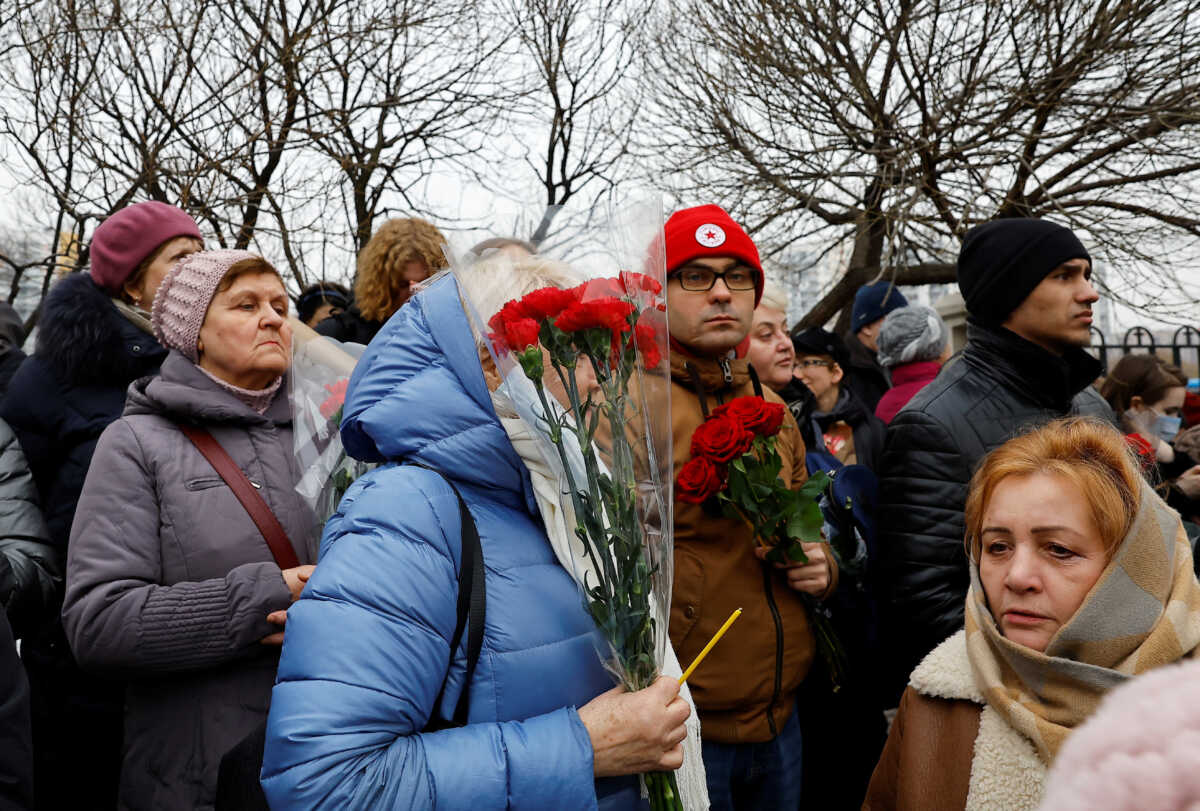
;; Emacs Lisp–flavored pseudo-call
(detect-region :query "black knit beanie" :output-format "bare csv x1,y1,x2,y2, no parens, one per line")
956,218,1090,325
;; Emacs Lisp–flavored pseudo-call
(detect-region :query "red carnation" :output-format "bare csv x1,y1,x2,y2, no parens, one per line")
487,300,527,351
619,270,663,297
712,396,786,437
634,323,662,369
502,317,542,352
554,298,636,334
576,278,626,301
319,378,350,419
690,414,754,463
676,456,725,504
516,286,580,322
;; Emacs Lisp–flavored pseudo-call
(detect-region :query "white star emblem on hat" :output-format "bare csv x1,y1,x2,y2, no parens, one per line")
695,224,726,248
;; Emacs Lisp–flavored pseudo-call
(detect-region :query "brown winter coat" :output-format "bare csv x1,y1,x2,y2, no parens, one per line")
863,630,1050,811
862,687,980,811
669,350,836,744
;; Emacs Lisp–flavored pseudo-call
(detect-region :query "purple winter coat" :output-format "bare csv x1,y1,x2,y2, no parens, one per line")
61,352,317,811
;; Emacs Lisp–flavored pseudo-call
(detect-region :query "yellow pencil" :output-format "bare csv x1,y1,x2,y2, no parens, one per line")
679,608,743,686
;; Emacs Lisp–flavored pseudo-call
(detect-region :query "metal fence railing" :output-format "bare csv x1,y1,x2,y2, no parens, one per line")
1089,325,1200,376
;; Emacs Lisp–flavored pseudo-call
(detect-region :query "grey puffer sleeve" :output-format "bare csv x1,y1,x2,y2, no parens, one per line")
0,420,61,639
62,419,292,678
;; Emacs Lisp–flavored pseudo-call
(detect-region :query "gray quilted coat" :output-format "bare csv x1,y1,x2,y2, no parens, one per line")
62,352,318,811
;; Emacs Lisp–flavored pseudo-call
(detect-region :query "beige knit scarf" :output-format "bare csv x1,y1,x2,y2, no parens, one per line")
964,480,1200,763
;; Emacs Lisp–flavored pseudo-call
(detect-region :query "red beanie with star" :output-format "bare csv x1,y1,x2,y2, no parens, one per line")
664,205,764,305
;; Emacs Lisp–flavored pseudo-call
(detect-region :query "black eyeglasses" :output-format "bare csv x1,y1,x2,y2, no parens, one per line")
796,358,835,369
671,266,760,292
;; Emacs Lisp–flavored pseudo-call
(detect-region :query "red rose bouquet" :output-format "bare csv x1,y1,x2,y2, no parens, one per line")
679,396,828,564
678,396,846,683
456,219,684,809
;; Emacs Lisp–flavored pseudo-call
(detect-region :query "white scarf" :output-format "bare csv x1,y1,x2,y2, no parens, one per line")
493,389,709,810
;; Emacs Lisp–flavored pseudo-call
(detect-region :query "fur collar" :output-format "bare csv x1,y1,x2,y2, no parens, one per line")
909,632,1045,810
34,272,165,386
909,630,986,703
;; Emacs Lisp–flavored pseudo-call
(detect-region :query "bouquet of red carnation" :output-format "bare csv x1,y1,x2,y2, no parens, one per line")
288,320,374,543
456,210,689,809
677,395,846,683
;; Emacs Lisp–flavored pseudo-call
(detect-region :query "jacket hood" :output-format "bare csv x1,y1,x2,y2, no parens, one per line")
125,351,290,426
815,384,873,429
963,320,1102,412
340,274,534,504
34,271,165,385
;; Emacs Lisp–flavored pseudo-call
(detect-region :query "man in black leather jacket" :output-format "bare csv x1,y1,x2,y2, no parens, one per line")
875,218,1116,702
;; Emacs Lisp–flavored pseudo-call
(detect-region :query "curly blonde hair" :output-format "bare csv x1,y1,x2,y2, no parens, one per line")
355,218,449,322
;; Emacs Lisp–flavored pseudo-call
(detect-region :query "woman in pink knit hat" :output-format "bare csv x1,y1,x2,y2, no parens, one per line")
62,249,316,811
0,200,202,811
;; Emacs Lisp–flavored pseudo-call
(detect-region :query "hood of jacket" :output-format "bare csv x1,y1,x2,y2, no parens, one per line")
962,320,1101,412
125,351,290,427
340,274,535,508
814,384,874,430
34,272,165,386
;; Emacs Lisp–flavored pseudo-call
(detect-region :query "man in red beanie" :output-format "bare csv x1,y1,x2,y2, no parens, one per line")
664,204,836,810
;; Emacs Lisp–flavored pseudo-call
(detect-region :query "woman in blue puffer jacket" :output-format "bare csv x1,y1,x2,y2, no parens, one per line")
261,268,689,810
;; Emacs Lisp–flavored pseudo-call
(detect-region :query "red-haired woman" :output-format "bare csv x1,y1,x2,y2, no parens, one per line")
864,417,1200,811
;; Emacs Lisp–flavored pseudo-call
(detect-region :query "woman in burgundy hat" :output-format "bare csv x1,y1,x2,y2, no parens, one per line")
0,200,202,811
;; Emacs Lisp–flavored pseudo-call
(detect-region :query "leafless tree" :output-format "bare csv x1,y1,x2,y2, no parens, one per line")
482,0,649,251
297,0,506,257
0,0,504,308
649,0,1200,329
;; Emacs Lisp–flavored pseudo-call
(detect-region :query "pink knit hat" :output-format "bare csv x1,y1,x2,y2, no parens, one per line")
152,249,260,362
89,202,202,294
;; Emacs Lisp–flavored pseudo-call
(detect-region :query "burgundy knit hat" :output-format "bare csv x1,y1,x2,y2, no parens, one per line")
89,202,202,295
152,249,261,362
663,205,764,305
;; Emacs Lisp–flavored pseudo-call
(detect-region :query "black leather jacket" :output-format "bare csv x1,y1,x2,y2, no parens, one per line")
875,322,1115,700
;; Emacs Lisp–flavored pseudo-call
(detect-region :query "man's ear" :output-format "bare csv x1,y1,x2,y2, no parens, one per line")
831,363,844,385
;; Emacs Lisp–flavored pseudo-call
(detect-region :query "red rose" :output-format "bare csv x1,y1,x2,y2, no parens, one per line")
690,415,754,463
676,456,725,504
633,322,662,369
554,298,636,334
516,286,580,322
712,396,786,437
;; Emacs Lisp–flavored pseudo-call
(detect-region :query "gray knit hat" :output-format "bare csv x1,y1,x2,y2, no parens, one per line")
876,305,949,368
152,249,260,362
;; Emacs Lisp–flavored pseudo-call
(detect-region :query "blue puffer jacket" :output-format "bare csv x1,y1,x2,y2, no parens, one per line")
261,275,640,810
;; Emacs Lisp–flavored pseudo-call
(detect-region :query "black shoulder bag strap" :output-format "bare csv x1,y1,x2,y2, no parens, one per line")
409,462,486,731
